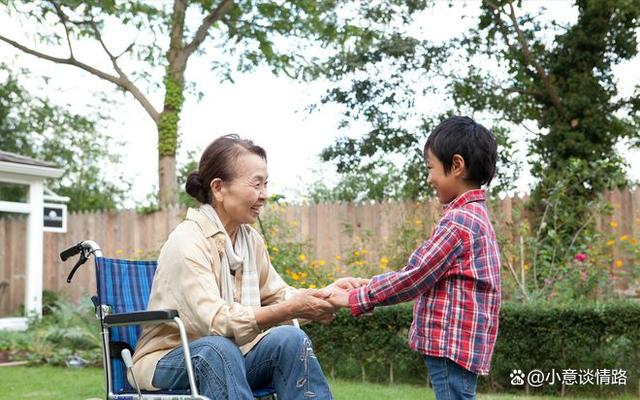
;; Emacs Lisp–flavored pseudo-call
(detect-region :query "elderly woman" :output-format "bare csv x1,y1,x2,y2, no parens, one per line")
131,135,365,399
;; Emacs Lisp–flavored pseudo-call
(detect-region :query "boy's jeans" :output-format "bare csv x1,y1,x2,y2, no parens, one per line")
152,325,332,399
425,355,478,400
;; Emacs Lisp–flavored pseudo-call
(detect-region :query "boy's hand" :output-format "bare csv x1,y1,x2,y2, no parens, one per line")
326,277,370,292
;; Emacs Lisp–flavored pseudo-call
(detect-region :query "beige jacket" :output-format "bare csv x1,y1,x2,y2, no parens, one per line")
130,208,298,390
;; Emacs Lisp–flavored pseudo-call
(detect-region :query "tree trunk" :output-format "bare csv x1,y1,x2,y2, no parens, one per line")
156,0,187,208
389,362,394,385
158,155,177,206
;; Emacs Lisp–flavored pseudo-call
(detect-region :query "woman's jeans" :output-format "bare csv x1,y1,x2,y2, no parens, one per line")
424,356,478,400
152,326,332,399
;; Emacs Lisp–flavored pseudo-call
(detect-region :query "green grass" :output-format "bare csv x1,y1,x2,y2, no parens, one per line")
0,365,103,399
0,366,636,400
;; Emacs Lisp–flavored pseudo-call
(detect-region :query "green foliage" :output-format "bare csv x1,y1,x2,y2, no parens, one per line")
1,0,364,205
257,203,329,288
495,183,640,303
307,159,429,202
309,1,520,201
25,297,102,366
304,301,640,395
177,149,201,209
452,0,640,255
0,294,102,366
0,64,129,212
158,68,184,157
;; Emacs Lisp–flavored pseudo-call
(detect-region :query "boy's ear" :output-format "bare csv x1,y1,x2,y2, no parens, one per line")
451,154,466,177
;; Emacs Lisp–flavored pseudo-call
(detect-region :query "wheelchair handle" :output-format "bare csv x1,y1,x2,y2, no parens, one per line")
60,241,103,283
60,242,84,261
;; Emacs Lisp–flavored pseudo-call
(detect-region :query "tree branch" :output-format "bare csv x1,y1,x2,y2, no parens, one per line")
183,0,234,59
0,33,160,123
486,0,565,115
48,0,74,59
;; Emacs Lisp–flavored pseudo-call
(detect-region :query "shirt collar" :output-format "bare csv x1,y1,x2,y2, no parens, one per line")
186,207,224,238
444,189,486,211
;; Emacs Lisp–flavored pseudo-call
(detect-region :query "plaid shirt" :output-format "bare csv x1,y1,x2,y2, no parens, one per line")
349,189,501,375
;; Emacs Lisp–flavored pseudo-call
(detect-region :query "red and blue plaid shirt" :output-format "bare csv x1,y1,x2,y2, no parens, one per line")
349,189,501,375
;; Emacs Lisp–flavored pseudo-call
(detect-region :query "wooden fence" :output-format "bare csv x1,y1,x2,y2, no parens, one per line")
1,189,638,315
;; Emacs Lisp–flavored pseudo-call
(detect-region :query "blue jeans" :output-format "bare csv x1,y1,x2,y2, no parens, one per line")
424,356,478,400
152,326,332,399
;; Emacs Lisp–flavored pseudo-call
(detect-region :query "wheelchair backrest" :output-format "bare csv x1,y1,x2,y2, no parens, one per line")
95,257,158,394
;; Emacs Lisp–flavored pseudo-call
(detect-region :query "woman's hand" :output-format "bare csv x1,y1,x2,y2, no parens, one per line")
326,287,350,309
287,289,337,325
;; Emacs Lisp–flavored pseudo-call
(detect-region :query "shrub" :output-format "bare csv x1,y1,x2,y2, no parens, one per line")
304,300,640,396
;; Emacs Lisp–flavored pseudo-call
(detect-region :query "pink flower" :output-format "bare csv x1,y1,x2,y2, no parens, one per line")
574,253,587,262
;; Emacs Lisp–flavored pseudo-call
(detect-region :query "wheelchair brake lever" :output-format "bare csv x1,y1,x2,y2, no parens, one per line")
66,250,89,283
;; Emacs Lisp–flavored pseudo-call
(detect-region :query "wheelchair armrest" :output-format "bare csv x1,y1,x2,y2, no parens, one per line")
103,309,179,326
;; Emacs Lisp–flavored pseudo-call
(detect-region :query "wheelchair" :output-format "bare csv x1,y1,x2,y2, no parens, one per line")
60,240,277,400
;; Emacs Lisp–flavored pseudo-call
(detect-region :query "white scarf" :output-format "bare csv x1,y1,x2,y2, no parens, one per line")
200,204,261,307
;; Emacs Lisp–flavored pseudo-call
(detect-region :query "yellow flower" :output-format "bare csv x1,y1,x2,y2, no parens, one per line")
614,259,623,268
115,249,124,255
524,263,529,271
380,256,389,265
290,272,300,281
308,284,317,289
380,264,387,271
606,240,616,246
620,235,629,241
414,219,422,225
631,238,638,245
298,254,306,261
319,260,327,266
300,272,308,278
136,249,144,254
289,220,300,228
334,255,341,261
271,246,280,253
354,260,364,267
610,221,619,228
361,249,369,255
354,250,360,257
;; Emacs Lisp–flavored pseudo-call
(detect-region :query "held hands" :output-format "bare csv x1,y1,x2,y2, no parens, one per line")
287,277,370,324
324,277,370,309
288,289,336,325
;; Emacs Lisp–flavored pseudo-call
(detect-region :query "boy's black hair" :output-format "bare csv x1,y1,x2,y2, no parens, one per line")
424,116,497,186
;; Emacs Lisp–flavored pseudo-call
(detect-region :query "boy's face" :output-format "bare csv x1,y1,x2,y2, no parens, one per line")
425,149,463,204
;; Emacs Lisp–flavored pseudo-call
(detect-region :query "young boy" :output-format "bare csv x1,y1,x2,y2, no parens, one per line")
330,116,501,400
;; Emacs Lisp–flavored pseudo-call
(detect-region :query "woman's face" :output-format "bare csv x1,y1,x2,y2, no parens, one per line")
213,152,268,226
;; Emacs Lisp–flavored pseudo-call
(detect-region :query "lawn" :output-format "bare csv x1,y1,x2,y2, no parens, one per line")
0,366,636,400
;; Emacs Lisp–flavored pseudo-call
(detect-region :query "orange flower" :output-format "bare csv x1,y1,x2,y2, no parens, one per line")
606,240,615,246
620,235,629,241
610,221,619,228
614,259,623,268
